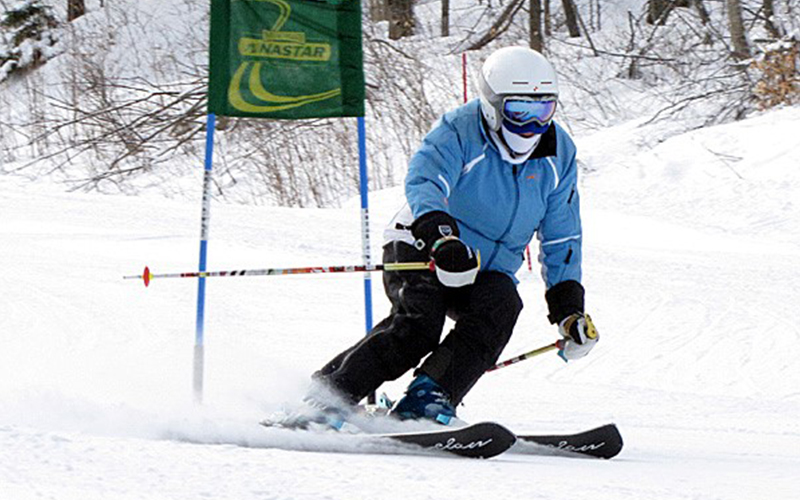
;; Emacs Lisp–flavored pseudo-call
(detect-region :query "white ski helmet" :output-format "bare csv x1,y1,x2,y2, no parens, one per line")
477,46,559,132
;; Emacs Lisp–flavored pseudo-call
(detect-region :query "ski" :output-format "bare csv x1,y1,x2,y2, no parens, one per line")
375,421,516,459
260,420,516,459
261,404,620,459
511,423,623,459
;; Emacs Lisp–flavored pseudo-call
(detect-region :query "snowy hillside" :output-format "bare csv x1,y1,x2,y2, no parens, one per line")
2,100,800,498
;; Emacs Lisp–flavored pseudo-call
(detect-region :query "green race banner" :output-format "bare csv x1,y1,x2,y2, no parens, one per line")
208,0,364,118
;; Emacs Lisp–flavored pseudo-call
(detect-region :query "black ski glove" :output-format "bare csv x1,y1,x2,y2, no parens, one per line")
410,211,479,288
430,237,480,287
544,280,585,324
545,280,597,361
410,210,460,251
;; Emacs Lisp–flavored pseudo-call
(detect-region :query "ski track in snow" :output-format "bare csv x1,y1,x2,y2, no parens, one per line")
2,108,800,498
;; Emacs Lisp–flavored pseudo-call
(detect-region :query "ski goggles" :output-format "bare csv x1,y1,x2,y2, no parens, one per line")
501,96,558,133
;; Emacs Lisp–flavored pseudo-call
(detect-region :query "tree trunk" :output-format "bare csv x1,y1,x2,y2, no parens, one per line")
529,0,543,52
588,0,596,30
693,0,710,24
466,0,526,50
375,0,390,22
693,0,712,44
67,0,86,22
370,0,388,23
562,0,580,37
442,0,449,37
727,0,750,60
544,0,551,36
575,2,599,55
388,0,414,40
647,0,673,25
762,0,782,38
598,0,602,30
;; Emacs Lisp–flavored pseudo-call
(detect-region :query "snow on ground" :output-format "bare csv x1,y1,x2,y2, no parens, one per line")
1,106,800,499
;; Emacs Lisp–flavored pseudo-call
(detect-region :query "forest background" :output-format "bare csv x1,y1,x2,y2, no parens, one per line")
0,0,798,207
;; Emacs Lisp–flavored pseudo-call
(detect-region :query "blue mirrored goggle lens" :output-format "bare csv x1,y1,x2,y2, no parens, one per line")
502,98,557,126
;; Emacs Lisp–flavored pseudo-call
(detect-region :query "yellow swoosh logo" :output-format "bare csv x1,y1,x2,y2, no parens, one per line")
228,61,341,113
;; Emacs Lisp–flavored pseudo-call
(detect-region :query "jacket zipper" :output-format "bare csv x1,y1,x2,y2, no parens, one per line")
484,164,522,269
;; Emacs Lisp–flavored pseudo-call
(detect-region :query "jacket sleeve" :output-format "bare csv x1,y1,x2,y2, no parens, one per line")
405,115,465,219
537,139,582,289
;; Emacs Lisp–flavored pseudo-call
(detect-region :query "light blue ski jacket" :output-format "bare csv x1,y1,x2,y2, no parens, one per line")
405,99,582,288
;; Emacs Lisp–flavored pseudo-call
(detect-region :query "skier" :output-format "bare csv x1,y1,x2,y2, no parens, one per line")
305,46,599,427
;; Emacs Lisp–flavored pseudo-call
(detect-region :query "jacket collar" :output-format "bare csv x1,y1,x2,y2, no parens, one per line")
530,123,558,158
480,113,558,160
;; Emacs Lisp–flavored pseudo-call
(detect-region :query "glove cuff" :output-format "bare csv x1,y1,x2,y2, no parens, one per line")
410,211,460,253
435,265,479,288
545,280,585,324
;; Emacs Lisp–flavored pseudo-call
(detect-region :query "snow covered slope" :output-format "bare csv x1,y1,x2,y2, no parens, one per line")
1,106,799,499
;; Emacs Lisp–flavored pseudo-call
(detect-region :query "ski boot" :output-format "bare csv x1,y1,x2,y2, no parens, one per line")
358,392,394,419
262,382,353,431
390,374,457,425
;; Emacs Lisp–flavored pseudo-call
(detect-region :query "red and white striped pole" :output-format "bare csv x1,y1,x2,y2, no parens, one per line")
124,261,433,287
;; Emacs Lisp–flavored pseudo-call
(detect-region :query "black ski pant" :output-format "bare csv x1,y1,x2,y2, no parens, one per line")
315,241,523,406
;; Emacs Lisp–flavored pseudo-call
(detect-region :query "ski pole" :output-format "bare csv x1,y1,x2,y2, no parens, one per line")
487,341,562,372
123,262,433,287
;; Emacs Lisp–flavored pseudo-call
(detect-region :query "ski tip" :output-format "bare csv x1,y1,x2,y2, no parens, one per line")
576,423,623,459
514,422,624,460
143,266,152,287
600,423,624,459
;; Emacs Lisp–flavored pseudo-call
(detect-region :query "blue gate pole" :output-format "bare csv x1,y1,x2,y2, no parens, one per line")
194,112,216,404
357,116,375,403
